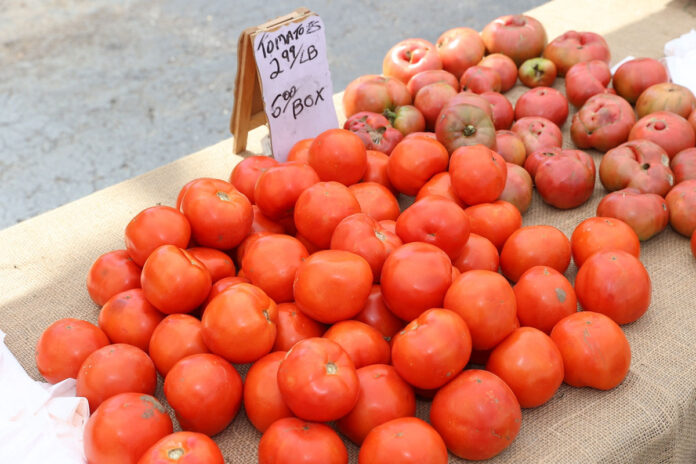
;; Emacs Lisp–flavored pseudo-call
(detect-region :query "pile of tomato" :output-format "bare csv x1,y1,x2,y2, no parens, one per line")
33,12,696,464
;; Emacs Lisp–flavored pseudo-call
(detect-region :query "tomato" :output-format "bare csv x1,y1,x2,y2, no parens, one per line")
416,171,466,208
530,148,596,209
362,150,396,192
354,285,406,340
344,111,404,154
449,144,507,205
430,369,521,460
414,82,459,129
452,233,499,273
550,311,631,390
164,353,243,436
636,82,696,119
407,69,459,95
672,148,696,184
387,136,450,195
258,417,348,464
596,188,670,241
391,308,472,389
343,74,412,118
323,320,391,368
629,111,696,159
124,206,191,268
98,289,163,352
571,217,640,268
84,393,173,464
480,91,514,130
201,283,277,363
277,337,359,422
76,343,157,412
443,270,517,350
229,155,278,203
337,364,416,445
35,318,109,384
511,116,563,154
665,179,696,237
287,138,314,163
349,181,401,222
235,231,272,264
148,314,209,377
87,249,141,306
243,351,293,433
486,327,564,407
273,302,326,351
495,130,527,165
380,242,452,321
396,195,470,259
250,205,286,234
465,200,522,250
499,162,533,213
186,247,235,282
140,245,211,314
575,250,651,325
202,276,250,307
359,417,448,464
480,53,518,91
308,128,367,186
565,59,613,107
514,266,577,334
254,162,320,220
330,213,402,280
435,103,497,153
137,431,225,464
294,181,361,249
598,139,674,197
500,225,571,282
294,250,373,324
571,94,635,152
176,178,230,212
514,86,569,127
241,234,308,302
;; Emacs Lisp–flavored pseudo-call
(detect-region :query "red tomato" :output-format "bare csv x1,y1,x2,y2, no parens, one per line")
98,288,163,352
415,171,467,208
430,369,522,460
164,353,242,436
258,417,348,464
500,225,571,282
273,302,326,352
229,155,278,203
465,200,522,250
391,308,472,389
202,276,250,307
243,351,293,433
35,318,109,384
354,285,406,340
254,162,320,220
665,179,696,237
362,150,396,192
486,327,564,408
140,245,211,314
308,128,367,186
514,266,577,334
452,233,499,273
294,181,361,249
387,136,450,195
380,242,452,321
550,311,631,390
148,314,209,377
324,320,391,368
137,431,225,464
201,283,277,363
84,393,173,464
358,417,448,464
571,217,641,267
443,270,517,350
241,234,309,303
277,337,360,422
176,178,230,212
337,364,416,445
86,249,141,306
76,343,157,412
450,144,507,205
293,250,373,324
186,247,235,282
125,206,191,267
287,138,314,163
250,205,286,234
349,181,401,221
235,230,272,265
575,250,651,324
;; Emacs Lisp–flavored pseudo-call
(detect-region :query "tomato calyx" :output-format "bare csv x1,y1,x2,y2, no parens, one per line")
325,361,338,375
168,447,185,460
463,124,477,136
216,191,231,202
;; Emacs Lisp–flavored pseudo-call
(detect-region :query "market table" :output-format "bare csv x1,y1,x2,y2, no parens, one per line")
2,0,696,462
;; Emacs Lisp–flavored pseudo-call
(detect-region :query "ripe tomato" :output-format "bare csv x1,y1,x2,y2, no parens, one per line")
450,144,507,205
176,178,230,212
273,302,326,351
337,364,416,445
358,417,448,464
140,245,211,314
465,200,522,250
430,369,521,460
241,234,308,303
76,343,157,412
277,337,359,422
254,162,320,220
550,311,631,390
202,275,249,307
229,155,278,203
243,351,293,433
415,171,466,208
164,353,243,435
84,393,173,464
665,179,696,237
362,150,396,192
324,320,391,368
294,250,373,324
186,247,235,282
201,283,277,363
349,181,401,221
486,327,564,408
250,205,286,234
35,318,109,384
596,188,669,240
137,431,225,464
443,270,517,350
86,249,141,306
258,417,348,464
500,225,571,282
308,128,367,186
287,138,314,163
514,266,577,334
575,250,651,324
391,308,472,389
148,314,209,377
387,136,450,195
98,289,164,352
124,206,191,267
571,217,640,267
452,233,499,273
380,242,452,321
354,285,406,340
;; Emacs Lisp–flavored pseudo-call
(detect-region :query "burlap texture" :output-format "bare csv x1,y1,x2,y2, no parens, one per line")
2,0,696,462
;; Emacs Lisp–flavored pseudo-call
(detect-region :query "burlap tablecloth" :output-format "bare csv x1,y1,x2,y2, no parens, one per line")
2,0,696,462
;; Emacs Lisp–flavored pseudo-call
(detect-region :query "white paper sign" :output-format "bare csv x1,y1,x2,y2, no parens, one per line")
253,15,338,162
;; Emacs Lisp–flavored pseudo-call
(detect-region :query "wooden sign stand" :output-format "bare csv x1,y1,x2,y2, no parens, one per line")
230,7,313,154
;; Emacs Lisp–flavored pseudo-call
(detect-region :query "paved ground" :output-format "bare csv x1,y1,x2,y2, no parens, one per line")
0,0,546,228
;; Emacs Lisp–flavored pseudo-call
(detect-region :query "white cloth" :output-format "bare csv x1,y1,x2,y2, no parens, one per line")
664,29,696,95
0,329,88,463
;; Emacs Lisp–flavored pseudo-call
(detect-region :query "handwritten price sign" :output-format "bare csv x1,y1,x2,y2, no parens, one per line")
253,15,338,162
